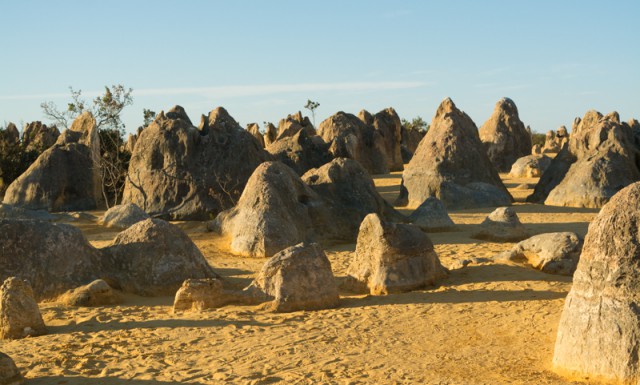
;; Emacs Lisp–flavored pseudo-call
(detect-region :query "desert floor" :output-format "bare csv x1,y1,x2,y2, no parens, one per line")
1,172,605,385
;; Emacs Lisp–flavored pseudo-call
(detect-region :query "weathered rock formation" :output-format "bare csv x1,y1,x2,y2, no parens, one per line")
471,207,529,242
0,352,23,385
0,277,46,339
212,161,328,257
408,197,456,232
553,182,640,381
243,243,339,312
173,278,232,313
528,110,640,208
266,127,333,175
122,106,271,220
0,219,102,301
22,121,60,152
264,122,277,146
371,108,403,171
3,112,102,211
479,98,532,172
318,111,389,174
347,214,446,295
99,203,150,229
302,158,404,241
58,279,120,307
214,159,401,257
542,126,569,153
508,154,551,178
102,218,218,296
496,232,582,276
400,98,513,209
275,111,315,141
246,123,265,148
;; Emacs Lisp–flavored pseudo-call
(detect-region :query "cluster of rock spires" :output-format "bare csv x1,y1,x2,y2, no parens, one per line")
527,110,640,208
211,158,401,257
121,106,271,220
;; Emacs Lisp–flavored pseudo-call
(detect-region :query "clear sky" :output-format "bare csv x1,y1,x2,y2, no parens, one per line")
1,0,638,134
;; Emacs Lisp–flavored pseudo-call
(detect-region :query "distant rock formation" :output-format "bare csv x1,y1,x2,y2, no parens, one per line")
275,111,315,141
266,123,333,175
371,108,404,171
246,123,265,148
22,121,60,152
553,182,640,381
3,112,102,211
542,126,569,153
479,98,532,172
318,111,389,174
400,98,512,209
528,110,640,208
122,106,272,220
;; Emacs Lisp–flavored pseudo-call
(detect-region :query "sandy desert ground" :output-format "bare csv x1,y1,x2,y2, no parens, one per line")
0,171,604,385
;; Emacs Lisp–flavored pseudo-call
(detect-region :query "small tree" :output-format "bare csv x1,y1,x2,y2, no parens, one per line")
41,85,134,208
401,116,429,134
304,99,320,127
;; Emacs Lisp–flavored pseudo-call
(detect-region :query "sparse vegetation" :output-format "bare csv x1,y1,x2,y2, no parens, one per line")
304,99,320,127
401,116,429,133
531,133,545,147
41,85,134,208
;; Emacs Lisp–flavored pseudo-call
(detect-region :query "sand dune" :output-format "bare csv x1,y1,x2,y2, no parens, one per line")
0,172,602,384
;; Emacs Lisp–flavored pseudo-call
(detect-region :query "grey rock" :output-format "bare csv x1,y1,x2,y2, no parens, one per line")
0,219,102,301
401,98,512,209
266,127,333,175
212,162,328,257
318,112,389,175
102,218,218,296
553,182,640,381
246,123,265,148
372,108,404,171
21,121,60,152
509,155,552,178
243,243,339,312
0,277,46,339
0,352,23,385
122,106,272,220
471,207,529,242
408,197,456,232
498,232,582,276
99,203,150,229
347,214,446,295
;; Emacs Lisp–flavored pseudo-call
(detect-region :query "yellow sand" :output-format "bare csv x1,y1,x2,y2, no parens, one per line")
0,171,605,385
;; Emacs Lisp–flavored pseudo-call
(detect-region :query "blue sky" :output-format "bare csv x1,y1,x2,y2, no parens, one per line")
1,0,638,134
